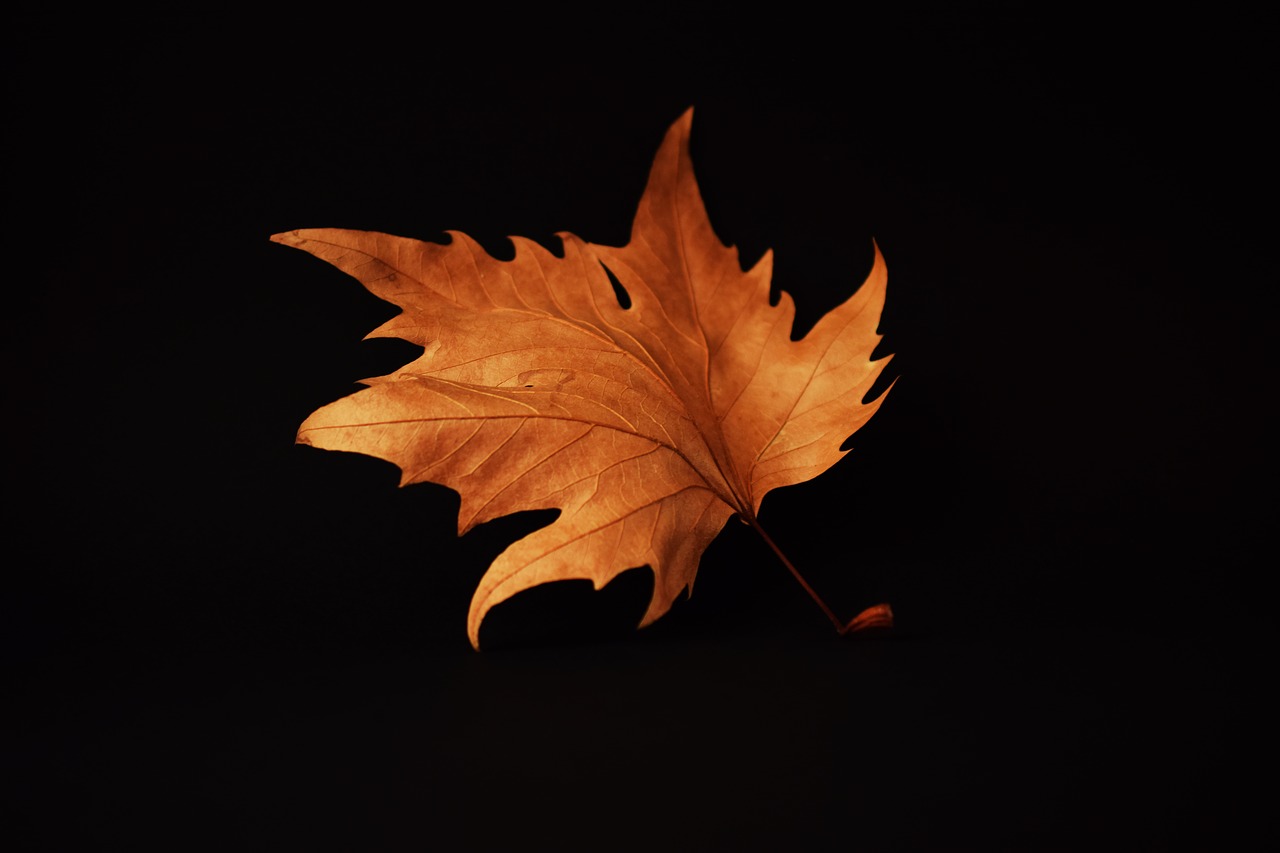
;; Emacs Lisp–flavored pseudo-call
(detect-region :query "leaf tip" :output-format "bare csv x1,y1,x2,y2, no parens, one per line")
466,609,486,651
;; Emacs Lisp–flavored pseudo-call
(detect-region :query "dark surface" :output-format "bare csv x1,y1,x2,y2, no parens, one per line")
6,9,1271,850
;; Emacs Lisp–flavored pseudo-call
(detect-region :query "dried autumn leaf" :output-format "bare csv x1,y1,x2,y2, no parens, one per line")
273,109,893,648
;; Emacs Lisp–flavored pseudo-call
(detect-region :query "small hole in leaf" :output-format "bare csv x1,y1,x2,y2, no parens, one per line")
601,262,631,309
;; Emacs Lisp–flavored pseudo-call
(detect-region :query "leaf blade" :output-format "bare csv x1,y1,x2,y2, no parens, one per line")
276,107,892,647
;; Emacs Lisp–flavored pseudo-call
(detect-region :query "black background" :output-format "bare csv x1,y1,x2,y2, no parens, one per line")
7,7,1272,850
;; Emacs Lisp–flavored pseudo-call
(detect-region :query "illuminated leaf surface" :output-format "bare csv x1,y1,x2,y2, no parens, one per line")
273,109,891,648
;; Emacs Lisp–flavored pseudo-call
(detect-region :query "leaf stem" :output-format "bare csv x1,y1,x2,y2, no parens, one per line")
743,514,893,636
743,514,843,631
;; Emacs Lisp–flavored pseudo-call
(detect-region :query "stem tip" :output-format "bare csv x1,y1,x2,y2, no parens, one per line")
840,603,894,636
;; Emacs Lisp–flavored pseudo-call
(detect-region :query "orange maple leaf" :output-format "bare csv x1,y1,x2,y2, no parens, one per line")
272,109,893,649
